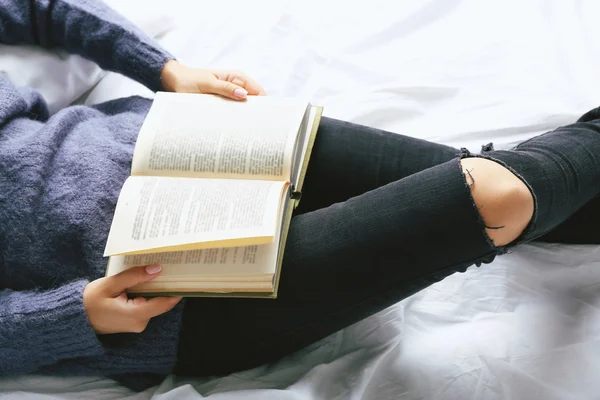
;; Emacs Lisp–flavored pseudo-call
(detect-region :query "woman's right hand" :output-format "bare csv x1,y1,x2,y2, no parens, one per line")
83,265,182,334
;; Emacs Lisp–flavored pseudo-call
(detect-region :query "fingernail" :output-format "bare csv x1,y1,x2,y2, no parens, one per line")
234,88,248,99
145,265,161,274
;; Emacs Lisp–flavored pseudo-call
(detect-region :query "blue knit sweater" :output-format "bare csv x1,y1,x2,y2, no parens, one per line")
0,0,184,389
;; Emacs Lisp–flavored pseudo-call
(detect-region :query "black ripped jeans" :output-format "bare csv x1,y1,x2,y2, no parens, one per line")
175,110,600,376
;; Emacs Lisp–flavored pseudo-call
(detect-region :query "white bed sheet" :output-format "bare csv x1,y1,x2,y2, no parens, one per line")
3,0,600,399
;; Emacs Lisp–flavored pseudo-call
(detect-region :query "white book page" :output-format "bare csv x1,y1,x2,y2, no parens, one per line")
108,241,278,278
104,176,287,256
131,93,309,181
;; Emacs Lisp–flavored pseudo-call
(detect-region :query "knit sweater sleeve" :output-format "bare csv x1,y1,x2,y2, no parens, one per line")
0,279,183,381
0,281,105,375
0,0,173,91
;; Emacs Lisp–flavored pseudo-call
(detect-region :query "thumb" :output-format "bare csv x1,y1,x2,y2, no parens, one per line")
103,265,162,295
208,78,248,100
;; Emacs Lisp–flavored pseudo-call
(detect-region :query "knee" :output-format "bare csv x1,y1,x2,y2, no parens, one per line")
460,157,534,247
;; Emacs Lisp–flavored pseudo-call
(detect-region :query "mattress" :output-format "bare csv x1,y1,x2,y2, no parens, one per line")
2,0,600,399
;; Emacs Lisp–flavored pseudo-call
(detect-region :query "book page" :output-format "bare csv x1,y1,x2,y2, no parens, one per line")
107,190,286,278
104,176,288,256
108,242,278,278
131,93,309,181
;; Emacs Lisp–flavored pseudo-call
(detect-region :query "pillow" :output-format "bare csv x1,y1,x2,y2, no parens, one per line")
0,1,174,115
0,47,105,115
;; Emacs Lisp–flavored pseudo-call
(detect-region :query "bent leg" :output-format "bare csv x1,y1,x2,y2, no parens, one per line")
176,157,533,377
175,116,600,377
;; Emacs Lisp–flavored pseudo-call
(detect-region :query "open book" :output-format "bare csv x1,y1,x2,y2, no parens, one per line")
103,92,323,298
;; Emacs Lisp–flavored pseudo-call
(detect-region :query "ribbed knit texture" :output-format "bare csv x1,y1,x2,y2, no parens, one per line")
1,280,103,371
0,0,182,390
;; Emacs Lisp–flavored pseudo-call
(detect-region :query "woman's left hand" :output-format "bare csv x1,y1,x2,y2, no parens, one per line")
160,60,266,100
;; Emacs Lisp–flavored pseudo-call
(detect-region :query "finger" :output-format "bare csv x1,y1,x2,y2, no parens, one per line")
232,72,266,96
116,292,129,303
235,73,267,96
231,77,246,88
114,292,147,307
216,71,267,96
208,78,248,100
101,265,162,295
130,296,148,307
134,296,182,320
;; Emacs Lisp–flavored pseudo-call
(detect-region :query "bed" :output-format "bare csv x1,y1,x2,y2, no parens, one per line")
2,0,600,398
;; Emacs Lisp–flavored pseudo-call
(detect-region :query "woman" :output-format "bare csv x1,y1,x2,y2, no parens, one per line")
1,0,599,391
